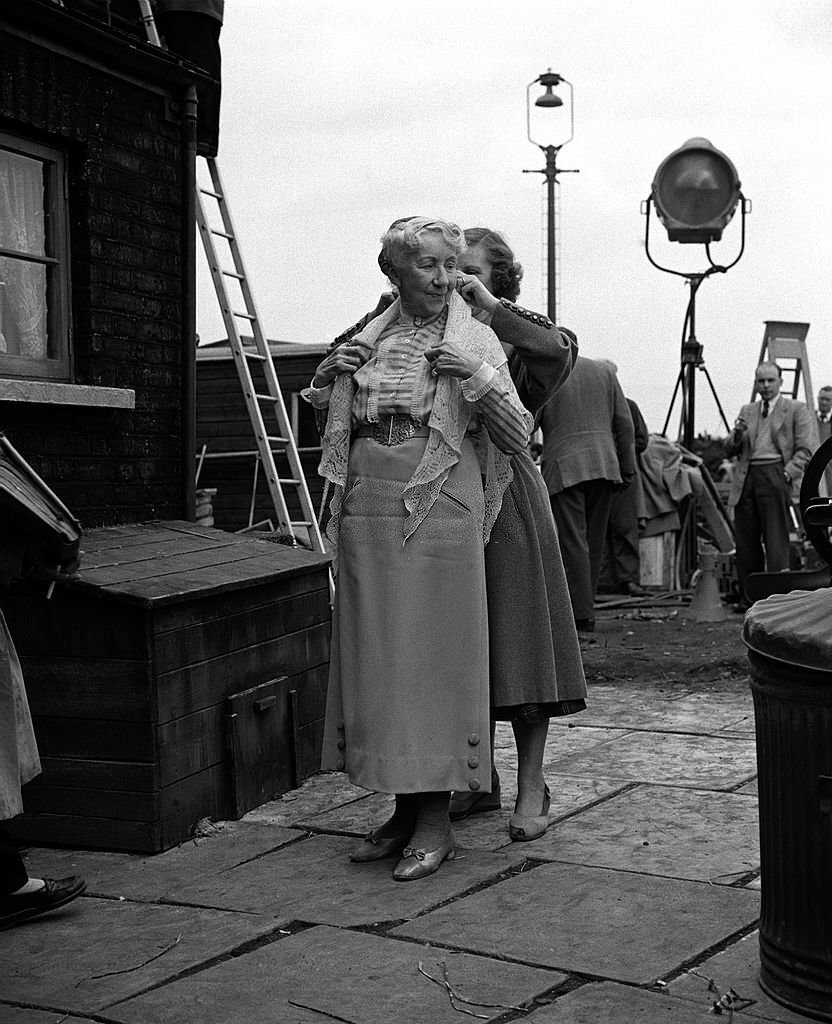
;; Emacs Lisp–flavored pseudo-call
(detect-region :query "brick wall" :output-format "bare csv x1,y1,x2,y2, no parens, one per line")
0,22,188,526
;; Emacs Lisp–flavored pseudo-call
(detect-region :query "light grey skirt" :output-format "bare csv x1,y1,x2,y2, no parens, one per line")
321,435,492,795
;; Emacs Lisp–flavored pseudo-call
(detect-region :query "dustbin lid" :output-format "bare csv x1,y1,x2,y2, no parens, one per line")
743,587,832,671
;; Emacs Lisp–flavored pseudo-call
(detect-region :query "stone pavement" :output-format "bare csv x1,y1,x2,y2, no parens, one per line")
0,610,819,1023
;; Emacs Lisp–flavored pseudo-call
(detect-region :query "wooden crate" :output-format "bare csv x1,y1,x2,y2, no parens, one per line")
2,521,332,852
639,532,677,589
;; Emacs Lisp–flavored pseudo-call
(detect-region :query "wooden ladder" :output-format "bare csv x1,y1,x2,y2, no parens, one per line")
754,321,814,406
137,1,326,555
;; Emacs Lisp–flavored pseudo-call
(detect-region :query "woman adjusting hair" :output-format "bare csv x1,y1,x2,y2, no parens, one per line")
450,228,587,841
304,217,532,880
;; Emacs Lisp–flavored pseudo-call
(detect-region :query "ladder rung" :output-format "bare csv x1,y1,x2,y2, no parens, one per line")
234,350,266,361
221,270,245,280
276,477,301,486
264,435,290,444
254,391,279,402
211,229,234,240
199,186,223,200
232,311,256,321
290,520,313,528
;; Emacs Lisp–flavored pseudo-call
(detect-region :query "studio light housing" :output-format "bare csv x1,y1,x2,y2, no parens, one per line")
651,137,741,243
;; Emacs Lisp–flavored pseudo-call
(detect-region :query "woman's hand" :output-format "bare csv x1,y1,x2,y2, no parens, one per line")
425,339,483,380
312,342,372,387
456,273,499,314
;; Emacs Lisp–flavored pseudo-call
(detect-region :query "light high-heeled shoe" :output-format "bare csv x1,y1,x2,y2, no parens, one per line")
391,833,456,881
508,785,551,842
350,828,411,863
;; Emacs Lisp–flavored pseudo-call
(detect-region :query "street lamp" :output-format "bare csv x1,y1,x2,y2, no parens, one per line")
524,70,578,322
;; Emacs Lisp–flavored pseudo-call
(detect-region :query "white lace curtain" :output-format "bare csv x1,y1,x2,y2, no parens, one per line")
0,150,47,359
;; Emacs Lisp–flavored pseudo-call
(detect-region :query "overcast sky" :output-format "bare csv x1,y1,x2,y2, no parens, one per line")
196,0,832,436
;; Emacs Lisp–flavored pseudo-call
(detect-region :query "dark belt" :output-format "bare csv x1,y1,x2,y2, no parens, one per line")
353,415,429,447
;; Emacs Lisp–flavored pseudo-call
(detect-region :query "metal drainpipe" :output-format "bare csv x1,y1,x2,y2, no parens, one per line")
181,84,198,521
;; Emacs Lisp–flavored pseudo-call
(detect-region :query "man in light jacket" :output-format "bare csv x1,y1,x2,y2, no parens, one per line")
725,361,816,605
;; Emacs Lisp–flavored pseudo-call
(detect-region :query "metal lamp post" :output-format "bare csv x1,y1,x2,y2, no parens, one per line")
524,70,577,322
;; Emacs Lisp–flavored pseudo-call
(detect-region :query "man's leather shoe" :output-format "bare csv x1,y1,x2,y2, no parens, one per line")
623,582,649,597
0,876,86,930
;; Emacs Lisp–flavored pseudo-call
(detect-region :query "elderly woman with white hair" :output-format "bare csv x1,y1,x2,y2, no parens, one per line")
305,216,532,880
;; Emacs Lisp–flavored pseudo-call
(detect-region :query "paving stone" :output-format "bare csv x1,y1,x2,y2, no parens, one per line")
110,924,566,1024
546,730,758,789
22,822,300,902
0,1010,94,1024
391,862,760,984
0,896,281,1014
543,722,631,754
166,833,523,927
527,783,760,882
571,683,711,732
667,690,755,734
668,930,816,1022
523,979,757,1022
242,772,369,826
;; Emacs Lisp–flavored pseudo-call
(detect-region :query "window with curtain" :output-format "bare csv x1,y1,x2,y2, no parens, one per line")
0,133,70,379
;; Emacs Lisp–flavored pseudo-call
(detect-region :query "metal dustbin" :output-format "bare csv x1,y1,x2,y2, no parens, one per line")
745,588,832,1020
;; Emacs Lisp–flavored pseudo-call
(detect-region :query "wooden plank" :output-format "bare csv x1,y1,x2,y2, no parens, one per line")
78,542,271,587
290,663,328,727
150,570,323,632
152,587,330,672
22,781,159,822
80,534,231,569
8,812,162,853
22,657,152,721
155,622,330,722
31,715,155,762
38,756,157,792
0,591,148,658
157,703,225,786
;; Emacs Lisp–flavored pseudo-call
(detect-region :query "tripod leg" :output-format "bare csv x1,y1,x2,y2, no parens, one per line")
662,366,686,437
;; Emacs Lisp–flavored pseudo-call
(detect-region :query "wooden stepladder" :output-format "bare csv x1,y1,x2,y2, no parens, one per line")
754,321,814,406
137,1,326,557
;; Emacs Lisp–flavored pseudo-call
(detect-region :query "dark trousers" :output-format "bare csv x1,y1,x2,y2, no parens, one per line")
0,826,27,896
550,479,615,621
607,479,640,587
157,12,222,157
734,462,791,597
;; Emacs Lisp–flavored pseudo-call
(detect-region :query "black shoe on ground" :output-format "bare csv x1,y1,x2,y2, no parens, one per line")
574,617,595,633
0,876,86,930
622,582,649,597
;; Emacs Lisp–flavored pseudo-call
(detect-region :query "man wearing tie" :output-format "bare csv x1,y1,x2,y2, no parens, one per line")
725,362,816,606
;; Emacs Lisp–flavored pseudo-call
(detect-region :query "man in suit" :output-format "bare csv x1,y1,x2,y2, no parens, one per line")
539,355,636,632
607,396,650,597
816,386,832,495
725,361,816,605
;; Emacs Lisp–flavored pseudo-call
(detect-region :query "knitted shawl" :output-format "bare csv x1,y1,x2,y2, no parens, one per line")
319,290,519,552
